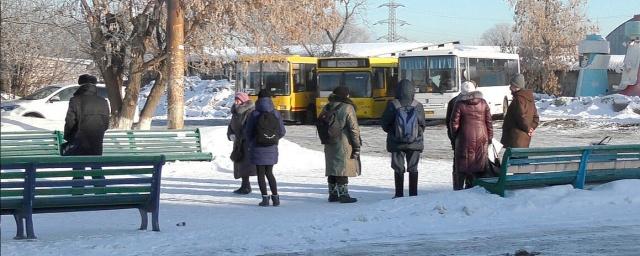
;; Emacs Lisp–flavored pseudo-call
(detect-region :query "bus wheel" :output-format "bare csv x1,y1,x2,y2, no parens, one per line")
304,105,316,125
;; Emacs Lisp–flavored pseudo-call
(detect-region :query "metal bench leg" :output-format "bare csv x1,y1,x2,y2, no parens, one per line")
152,208,160,232
13,214,25,240
138,208,148,230
25,213,36,239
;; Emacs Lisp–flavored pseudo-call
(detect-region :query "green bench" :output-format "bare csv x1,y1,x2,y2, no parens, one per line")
474,144,640,197
102,129,212,161
0,129,212,162
0,131,62,157
1,155,165,239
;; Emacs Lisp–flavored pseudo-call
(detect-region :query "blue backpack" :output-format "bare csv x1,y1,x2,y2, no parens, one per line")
391,99,419,143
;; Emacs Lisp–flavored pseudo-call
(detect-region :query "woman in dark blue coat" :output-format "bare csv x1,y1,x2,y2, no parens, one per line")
244,90,286,206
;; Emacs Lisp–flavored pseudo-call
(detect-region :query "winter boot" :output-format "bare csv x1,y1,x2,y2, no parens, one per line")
258,195,270,207
233,177,252,194
393,172,404,198
409,172,418,196
337,184,357,203
328,183,339,202
271,195,280,206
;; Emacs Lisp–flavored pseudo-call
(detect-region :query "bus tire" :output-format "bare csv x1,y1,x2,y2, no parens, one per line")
304,105,316,125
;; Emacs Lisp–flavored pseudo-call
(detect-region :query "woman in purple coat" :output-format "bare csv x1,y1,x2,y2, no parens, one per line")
244,90,286,206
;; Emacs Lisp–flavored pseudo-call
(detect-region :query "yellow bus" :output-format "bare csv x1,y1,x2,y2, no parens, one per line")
315,57,399,119
235,55,318,124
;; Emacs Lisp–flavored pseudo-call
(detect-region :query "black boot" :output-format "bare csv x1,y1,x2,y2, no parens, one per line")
258,195,269,206
393,172,404,198
233,176,252,194
337,184,357,203
328,183,339,202
409,172,418,196
271,195,280,206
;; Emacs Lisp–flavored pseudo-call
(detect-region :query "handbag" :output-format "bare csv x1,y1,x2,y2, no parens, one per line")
229,138,244,162
60,141,79,156
485,143,502,177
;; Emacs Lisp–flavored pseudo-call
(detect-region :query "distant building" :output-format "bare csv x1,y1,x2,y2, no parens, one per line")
606,15,640,55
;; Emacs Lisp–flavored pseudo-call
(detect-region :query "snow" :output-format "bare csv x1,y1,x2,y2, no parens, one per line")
536,93,640,125
138,77,235,119
1,124,639,255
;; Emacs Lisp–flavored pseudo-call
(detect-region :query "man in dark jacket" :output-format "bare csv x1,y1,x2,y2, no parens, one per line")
64,74,110,185
64,74,110,155
381,79,426,198
501,74,539,148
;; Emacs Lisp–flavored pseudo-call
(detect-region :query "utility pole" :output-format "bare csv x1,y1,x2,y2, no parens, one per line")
167,0,185,129
374,0,408,42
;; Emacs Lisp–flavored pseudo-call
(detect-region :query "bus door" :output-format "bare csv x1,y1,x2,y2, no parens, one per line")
372,67,388,117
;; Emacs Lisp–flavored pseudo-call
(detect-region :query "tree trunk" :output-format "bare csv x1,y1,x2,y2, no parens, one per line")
138,61,168,130
167,0,185,129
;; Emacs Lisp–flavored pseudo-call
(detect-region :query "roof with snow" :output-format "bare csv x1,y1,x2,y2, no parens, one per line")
568,55,626,72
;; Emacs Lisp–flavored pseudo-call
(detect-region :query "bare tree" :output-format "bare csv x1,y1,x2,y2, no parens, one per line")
480,23,519,53
166,0,184,129
322,0,367,56
509,0,597,95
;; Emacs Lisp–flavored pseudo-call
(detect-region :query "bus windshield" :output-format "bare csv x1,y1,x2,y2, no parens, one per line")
401,56,458,93
318,72,371,98
239,62,289,95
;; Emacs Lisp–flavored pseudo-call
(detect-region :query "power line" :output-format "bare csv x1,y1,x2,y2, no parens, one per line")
374,0,408,42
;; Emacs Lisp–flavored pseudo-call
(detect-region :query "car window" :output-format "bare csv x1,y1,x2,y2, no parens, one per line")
54,87,79,101
97,87,108,99
23,86,61,100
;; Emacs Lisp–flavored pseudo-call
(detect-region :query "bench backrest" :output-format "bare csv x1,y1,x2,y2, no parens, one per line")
102,129,212,161
0,131,62,157
502,144,640,187
1,155,165,212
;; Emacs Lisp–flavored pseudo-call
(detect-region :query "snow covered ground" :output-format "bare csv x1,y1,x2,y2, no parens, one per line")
536,94,640,125
1,123,639,255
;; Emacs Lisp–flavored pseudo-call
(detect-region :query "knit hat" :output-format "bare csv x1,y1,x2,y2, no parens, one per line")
510,74,525,89
332,86,350,98
78,74,97,85
257,89,271,98
234,92,249,103
460,81,476,94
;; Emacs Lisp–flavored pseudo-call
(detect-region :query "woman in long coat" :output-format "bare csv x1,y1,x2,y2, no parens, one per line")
322,86,361,203
450,81,493,190
227,92,257,194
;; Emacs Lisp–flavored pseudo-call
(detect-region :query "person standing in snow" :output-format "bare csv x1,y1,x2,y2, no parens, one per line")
320,86,361,203
227,92,257,194
446,71,473,190
449,81,493,190
245,90,286,206
380,79,426,198
501,74,539,149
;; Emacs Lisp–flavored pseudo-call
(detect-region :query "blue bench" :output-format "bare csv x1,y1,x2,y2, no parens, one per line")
474,144,640,196
1,155,165,239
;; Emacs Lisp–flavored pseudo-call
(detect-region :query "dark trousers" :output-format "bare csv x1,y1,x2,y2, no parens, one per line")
391,150,420,173
256,165,277,195
453,172,482,190
327,176,348,185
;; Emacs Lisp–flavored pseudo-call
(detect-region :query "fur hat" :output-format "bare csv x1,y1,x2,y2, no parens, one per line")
510,74,525,89
234,92,250,103
257,89,271,98
78,74,97,85
332,86,350,98
460,81,476,94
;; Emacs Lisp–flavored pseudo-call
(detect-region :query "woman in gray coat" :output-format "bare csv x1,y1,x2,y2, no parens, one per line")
227,92,257,194
321,86,361,203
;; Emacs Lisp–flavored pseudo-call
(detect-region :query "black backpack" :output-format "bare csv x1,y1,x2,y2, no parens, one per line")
316,103,343,144
255,111,281,146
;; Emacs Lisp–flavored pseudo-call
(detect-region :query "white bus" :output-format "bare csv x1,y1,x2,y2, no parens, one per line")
398,44,520,119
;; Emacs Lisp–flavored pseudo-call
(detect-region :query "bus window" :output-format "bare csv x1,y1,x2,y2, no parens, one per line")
246,62,289,95
426,56,457,93
318,72,342,93
400,57,428,92
469,58,512,87
293,64,305,93
372,68,385,90
304,64,317,92
344,72,371,97
386,67,398,95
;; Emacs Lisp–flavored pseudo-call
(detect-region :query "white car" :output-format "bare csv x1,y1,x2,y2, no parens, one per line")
1,84,138,121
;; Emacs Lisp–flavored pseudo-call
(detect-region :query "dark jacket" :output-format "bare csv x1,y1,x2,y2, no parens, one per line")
245,97,286,166
450,91,493,174
227,101,257,178
501,89,539,148
63,83,110,155
445,94,460,149
381,80,426,152
323,94,361,177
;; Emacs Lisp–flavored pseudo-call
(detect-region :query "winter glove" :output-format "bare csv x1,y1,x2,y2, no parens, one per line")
350,148,360,159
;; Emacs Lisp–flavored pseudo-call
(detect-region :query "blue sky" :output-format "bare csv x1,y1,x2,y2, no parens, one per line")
360,0,640,44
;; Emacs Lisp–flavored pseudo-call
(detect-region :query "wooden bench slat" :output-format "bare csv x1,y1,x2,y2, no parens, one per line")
35,168,156,178
0,172,26,179
34,186,151,196
32,194,150,209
